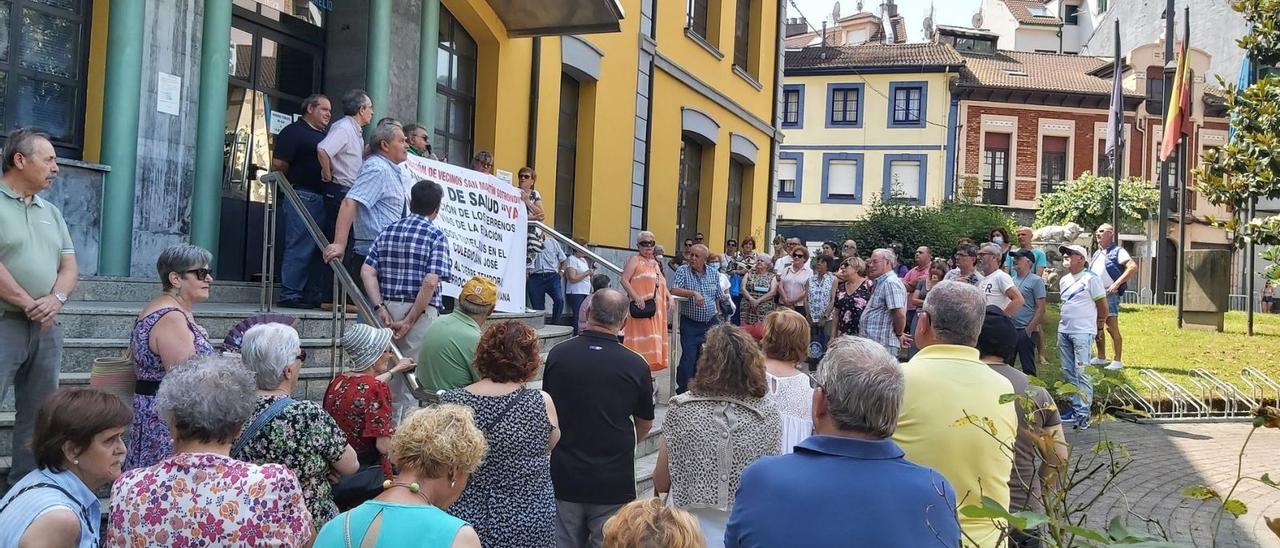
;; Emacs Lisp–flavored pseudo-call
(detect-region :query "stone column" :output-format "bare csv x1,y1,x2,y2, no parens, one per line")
97,0,147,275
417,0,440,129
366,0,392,130
190,0,233,255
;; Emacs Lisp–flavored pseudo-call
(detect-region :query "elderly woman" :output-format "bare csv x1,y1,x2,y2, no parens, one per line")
654,324,781,544
124,244,217,471
621,230,670,372
833,257,874,337
107,356,313,546
603,497,707,548
0,389,131,547
761,310,815,454
324,324,416,483
778,245,812,315
807,255,838,363
232,323,359,526
739,253,777,327
441,320,560,548
315,404,488,547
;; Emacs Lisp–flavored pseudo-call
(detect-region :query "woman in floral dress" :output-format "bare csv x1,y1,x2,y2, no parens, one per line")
324,324,415,482
833,256,875,337
124,244,216,471
740,254,777,326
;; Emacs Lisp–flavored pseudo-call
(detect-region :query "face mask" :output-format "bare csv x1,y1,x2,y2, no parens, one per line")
992,236,1004,245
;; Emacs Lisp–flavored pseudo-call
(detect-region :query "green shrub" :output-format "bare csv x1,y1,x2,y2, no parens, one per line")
844,198,1016,258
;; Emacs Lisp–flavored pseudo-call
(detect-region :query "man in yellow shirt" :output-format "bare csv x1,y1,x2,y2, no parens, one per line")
894,281,1017,547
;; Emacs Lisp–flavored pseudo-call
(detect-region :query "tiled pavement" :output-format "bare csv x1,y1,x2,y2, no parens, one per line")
1068,420,1280,547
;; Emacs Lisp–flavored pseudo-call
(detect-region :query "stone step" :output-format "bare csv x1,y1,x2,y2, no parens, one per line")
71,277,265,304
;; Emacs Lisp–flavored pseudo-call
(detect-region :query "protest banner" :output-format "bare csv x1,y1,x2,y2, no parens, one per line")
402,155,528,313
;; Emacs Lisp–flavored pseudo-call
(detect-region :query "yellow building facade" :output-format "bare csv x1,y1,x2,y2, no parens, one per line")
775,43,963,243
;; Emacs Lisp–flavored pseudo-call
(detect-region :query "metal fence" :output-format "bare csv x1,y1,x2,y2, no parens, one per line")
1117,290,1270,312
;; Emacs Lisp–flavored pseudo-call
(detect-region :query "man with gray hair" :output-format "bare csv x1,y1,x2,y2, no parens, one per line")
669,244,723,393
323,119,409,285
544,288,656,547
273,93,332,309
859,248,909,356
0,128,77,487
893,281,1017,548
726,337,961,546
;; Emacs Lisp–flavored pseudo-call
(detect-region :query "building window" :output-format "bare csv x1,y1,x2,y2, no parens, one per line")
777,153,801,202
826,84,863,127
678,136,704,245
1041,136,1068,194
821,152,864,203
1064,4,1080,24
782,84,803,128
0,0,91,157
436,7,477,167
688,0,709,41
1145,66,1164,116
948,36,996,55
555,74,580,236
888,82,926,128
732,0,752,72
982,133,1010,205
726,160,744,241
1097,0,1108,13
884,155,926,204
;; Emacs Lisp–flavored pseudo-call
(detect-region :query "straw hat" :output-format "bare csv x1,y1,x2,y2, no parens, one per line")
341,323,393,372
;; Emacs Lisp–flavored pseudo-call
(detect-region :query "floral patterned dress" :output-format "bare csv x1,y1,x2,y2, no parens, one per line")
232,396,349,526
834,278,875,336
323,374,395,479
739,272,776,326
124,307,214,471
106,452,313,547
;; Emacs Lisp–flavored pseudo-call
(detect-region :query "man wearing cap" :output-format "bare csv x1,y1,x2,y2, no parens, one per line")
1088,224,1136,371
544,288,655,547
1009,249,1047,375
360,179,451,421
1056,244,1108,430
416,276,497,394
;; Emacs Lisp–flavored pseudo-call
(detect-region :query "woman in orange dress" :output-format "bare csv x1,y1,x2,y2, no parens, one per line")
621,231,670,371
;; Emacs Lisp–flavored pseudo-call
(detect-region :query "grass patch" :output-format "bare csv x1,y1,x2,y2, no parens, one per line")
1032,304,1280,394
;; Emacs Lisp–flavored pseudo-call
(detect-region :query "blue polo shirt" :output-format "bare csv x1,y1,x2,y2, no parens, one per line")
726,435,960,548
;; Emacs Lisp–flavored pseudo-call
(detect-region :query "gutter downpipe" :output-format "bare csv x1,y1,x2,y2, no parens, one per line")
527,37,542,167
766,0,785,243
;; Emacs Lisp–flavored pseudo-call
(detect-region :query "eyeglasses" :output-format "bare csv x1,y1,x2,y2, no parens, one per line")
792,253,806,259
183,268,213,280
843,244,855,248
518,173,533,179
802,369,823,390
638,240,656,247
296,350,308,363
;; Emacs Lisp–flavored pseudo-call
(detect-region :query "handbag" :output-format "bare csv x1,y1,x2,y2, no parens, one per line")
333,459,388,512
629,296,657,319
90,349,135,406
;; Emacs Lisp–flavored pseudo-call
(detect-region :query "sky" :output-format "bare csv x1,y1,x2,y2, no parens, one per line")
785,0,983,42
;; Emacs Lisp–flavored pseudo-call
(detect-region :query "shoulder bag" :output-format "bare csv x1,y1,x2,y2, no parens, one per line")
231,396,296,456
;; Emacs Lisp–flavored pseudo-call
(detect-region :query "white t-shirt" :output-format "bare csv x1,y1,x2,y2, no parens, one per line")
774,256,792,273
1089,245,1132,288
979,270,1016,311
565,256,591,295
1058,270,1107,336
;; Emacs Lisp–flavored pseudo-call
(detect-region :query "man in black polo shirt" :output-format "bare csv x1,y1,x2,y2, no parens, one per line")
272,93,331,308
543,288,655,548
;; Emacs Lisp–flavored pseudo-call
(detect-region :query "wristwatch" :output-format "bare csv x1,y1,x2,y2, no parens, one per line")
53,292,68,304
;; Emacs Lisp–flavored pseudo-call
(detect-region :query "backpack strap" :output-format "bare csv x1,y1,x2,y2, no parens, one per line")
232,397,296,456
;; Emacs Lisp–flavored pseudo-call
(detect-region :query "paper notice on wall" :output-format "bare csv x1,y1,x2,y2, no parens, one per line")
157,73,181,116
402,156,529,313
496,169,513,186
269,111,293,134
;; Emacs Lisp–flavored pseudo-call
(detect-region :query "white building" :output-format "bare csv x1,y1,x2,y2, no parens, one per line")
977,0,1107,55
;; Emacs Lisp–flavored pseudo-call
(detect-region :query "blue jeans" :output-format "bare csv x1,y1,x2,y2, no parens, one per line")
1016,329,1039,377
677,316,718,394
1057,332,1094,418
905,309,920,359
528,272,565,324
566,293,587,335
1106,293,1121,317
280,189,327,302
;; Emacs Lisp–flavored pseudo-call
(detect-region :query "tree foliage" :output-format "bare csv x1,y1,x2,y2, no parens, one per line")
844,198,1015,257
1195,0,1280,285
1033,172,1160,234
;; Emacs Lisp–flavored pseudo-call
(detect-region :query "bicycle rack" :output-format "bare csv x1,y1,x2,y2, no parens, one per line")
1111,383,1156,418
1189,369,1258,418
1239,367,1280,407
1136,369,1207,419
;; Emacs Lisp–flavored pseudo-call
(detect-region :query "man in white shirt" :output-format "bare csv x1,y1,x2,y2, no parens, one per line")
774,237,803,272
976,243,1023,317
1057,244,1108,431
1087,224,1137,371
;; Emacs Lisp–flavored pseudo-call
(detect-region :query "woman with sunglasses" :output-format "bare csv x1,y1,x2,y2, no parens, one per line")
777,246,812,316
124,244,219,471
621,231,670,372
233,323,360,527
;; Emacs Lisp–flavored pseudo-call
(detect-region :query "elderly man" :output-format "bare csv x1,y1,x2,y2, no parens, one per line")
774,237,803,272
323,122,409,283
416,276,496,394
472,150,495,175
1058,244,1108,430
273,94,331,309
669,244,722,393
1010,249,1048,375
1089,224,1136,371
317,90,374,264
528,233,568,325
1004,226,1047,276
726,337,961,547
544,288,656,547
977,242,1025,316
859,248,909,356
402,123,437,160
894,281,1017,548
0,129,77,487
841,240,858,260
945,243,981,286
361,179,450,422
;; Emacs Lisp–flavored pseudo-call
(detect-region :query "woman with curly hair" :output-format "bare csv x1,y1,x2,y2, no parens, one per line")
603,497,706,548
652,324,781,544
315,404,489,547
440,320,561,547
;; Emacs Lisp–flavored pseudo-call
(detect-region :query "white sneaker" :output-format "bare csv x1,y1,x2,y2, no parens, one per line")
1104,361,1124,371
1090,357,1110,366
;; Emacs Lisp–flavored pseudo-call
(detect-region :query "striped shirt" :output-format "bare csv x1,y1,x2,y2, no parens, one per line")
860,271,907,350
0,468,100,548
347,154,408,255
365,214,452,308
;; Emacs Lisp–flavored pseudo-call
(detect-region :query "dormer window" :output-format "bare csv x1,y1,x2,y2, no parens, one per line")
1027,5,1050,17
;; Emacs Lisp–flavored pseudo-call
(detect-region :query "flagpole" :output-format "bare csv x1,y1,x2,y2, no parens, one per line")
1156,0,1175,302
1247,197,1256,335
1111,19,1122,232
1175,6,1189,327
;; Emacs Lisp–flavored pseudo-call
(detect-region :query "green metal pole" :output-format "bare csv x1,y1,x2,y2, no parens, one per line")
367,0,392,132
417,0,440,128
190,0,232,255
97,0,146,276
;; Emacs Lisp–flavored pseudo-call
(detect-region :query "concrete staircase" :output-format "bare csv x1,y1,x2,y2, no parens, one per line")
0,276,575,475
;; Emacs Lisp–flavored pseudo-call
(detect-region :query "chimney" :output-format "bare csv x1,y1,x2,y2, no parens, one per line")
785,16,809,37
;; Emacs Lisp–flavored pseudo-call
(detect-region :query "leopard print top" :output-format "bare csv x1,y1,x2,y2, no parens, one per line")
663,393,781,510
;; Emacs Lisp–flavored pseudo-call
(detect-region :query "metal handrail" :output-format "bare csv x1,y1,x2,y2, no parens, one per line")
259,172,421,394
530,220,623,274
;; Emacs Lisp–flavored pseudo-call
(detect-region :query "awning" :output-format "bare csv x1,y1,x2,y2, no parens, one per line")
487,0,625,37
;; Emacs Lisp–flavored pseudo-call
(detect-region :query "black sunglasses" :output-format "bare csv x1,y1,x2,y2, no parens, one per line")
183,268,213,280
638,240,656,247
792,253,806,259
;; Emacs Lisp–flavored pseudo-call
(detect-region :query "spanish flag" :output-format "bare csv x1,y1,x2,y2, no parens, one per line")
1159,25,1192,161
